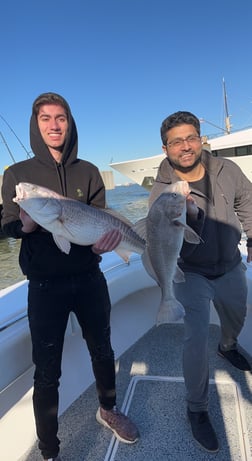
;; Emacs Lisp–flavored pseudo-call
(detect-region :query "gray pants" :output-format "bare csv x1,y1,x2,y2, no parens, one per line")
173,262,248,412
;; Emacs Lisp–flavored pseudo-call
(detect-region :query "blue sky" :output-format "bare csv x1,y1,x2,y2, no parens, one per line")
1,0,252,184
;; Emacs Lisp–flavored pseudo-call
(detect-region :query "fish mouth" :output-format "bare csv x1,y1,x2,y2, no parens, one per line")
179,181,190,196
14,184,27,202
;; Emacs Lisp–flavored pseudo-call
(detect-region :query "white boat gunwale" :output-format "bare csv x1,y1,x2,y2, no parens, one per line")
0,241,251,460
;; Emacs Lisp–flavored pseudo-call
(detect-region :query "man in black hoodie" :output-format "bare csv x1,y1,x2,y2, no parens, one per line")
1,93,139,461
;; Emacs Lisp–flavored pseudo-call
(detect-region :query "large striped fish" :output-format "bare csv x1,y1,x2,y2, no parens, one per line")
13,182,146,262
135,181,201,324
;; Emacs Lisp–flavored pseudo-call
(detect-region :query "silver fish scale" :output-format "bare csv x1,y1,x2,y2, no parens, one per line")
60,199,145,249
14,183,146,256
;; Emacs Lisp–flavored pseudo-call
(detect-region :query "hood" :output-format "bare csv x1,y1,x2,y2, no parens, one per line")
29,101,78,167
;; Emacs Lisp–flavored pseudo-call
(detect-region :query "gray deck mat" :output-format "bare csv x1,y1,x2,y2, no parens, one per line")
20,324,252,461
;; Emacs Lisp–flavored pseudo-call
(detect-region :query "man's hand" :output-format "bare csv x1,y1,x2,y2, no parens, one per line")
19,209,38,233
92,229,122,255
247,247,252,263
186,194,199,220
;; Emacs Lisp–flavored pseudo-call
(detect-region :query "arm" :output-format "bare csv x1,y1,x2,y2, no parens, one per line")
1,168,25,238
233,169,252,264
87,166,106,208
1,168,38,238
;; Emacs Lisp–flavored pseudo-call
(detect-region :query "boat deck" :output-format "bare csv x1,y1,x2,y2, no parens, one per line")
19,322,252,461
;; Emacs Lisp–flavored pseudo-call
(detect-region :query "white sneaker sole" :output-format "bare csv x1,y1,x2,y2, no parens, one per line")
96,408,138,444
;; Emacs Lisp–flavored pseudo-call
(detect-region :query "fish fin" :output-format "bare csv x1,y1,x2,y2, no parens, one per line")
53,234,71,254
173,265,185,283
133,218,147,241
114,248,131,263
172,219,202,244
172,216,187,227
156,299,185,325
184,225,202,244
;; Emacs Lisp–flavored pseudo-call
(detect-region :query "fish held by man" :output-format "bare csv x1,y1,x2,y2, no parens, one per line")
136,181,201,325
13,182,146,262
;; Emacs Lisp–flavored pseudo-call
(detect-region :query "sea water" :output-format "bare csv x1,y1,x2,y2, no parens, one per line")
0,184,149,290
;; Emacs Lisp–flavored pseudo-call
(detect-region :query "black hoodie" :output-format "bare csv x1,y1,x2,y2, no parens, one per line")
1,102,105,280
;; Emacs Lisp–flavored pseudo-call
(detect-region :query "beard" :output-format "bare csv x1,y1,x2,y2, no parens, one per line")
167,153,202,173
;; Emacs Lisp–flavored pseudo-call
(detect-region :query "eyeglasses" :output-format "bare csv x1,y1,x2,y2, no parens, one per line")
167,135,201,149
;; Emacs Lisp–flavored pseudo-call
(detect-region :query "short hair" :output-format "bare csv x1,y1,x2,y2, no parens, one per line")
160,111,201,145
32,92,71,120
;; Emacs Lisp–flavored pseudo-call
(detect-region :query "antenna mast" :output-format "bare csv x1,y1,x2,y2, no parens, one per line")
222,78,231,134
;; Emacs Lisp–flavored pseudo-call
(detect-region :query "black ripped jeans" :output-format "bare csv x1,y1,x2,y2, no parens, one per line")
28,267,116,460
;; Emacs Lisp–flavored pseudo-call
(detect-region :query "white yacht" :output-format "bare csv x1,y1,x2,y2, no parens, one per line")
110,126,252,189
110,82,252,189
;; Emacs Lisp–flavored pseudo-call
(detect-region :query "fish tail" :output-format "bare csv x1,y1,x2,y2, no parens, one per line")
156,299,185,326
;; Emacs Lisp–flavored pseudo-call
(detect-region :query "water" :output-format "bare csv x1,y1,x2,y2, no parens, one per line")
0,184,149,290
106,183,149,223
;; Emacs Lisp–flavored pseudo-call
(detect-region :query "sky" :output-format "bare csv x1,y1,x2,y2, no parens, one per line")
1,0,252,184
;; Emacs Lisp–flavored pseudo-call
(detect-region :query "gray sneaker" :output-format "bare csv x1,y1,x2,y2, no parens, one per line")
96,406,139,443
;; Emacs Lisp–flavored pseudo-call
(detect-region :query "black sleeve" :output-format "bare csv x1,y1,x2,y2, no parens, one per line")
1,168,24,238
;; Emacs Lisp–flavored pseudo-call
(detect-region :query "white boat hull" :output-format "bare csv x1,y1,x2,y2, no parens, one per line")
0,241,251,460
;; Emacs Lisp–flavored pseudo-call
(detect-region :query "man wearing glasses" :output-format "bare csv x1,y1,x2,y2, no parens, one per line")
149,111,252,453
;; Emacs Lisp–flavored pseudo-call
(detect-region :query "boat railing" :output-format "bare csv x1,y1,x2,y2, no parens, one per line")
205,124,252,140
1,246,251,393
0,312,27,332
